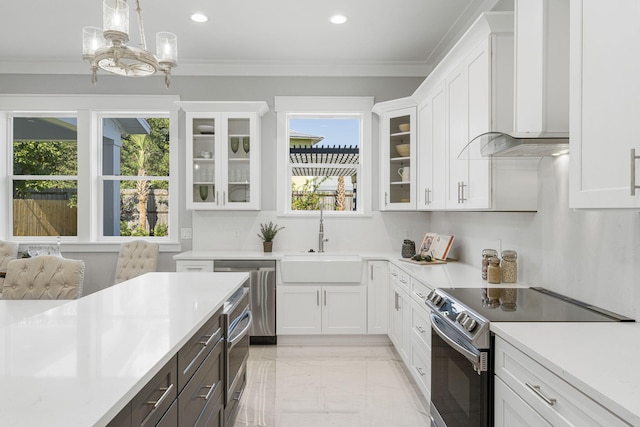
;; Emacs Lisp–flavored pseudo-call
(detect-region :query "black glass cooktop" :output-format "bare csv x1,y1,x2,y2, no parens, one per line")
438,287,634,323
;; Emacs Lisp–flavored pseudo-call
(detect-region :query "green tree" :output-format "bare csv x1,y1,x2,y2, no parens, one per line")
120,118,170,233
291,176,329,210
13,140,78,198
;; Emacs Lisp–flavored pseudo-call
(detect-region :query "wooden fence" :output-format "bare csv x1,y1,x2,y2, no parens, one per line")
13,199,77,236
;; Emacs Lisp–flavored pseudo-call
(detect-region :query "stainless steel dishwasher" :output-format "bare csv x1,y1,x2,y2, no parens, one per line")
214,260,277,345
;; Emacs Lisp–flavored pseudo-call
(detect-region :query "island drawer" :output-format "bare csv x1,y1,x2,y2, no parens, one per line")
131,355,178,427
178,306,223,391
179,338,224,426
176,260,214,272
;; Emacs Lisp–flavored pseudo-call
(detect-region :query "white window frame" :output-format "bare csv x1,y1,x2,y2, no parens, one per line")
275,96,373,216
8,112,79,241
0,95,180,251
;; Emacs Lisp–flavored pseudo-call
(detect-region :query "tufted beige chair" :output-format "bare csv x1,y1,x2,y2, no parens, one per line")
114,240,159,284
2,256,85,300
0,241,19,290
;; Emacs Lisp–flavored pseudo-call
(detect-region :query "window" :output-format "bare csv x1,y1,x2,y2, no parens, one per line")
100,115,170,238
11,115,78,237
275,96,373,215
1,95,179,248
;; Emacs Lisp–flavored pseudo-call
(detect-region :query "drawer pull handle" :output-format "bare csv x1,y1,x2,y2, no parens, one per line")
416,326,426,333
197,330,217,347
147,383,174,409
415,367,426,377
525,382,557,406
198,383,217,400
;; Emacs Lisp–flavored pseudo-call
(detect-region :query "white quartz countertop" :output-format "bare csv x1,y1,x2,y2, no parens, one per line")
174,250,528,289
491,321,640,426
0,272,248,427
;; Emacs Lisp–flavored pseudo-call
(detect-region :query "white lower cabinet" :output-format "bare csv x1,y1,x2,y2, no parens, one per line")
494,336,631,427
276,285,367,335
495,377,552,427
367,261,389,334
410,289,432,401
389,280,411,362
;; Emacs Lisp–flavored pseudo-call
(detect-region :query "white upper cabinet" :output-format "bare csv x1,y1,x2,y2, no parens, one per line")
412,12,537,212
417,83,447,210
373,98,417,211
178,102,268,210
569,0,640,208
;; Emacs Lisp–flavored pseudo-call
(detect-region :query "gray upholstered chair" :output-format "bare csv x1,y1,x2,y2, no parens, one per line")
114,240,159,284
0,240,19,291
2,255,85,300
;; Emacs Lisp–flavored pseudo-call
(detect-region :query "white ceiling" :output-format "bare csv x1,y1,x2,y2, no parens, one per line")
0,0,510,77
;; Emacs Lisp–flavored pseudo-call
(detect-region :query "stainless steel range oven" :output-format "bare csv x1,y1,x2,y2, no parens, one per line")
426,287,633,427
223,286,252,427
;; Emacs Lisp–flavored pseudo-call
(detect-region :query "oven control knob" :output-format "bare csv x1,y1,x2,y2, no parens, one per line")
431,294,443,306
465,318,478,332
456,313,466,323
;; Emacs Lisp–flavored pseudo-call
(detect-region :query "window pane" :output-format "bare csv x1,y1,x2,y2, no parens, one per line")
289,117,360,212
102,117,170,177
13,117,78,175
103,180,169,237
292,173,358,211
13,180,77,236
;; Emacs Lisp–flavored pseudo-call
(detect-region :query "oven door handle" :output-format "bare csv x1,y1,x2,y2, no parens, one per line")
430,313,480,368
228,310,252,349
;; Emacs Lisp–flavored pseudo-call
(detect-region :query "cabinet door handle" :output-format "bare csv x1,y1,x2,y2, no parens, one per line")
324,290,327,306
459,181,467,203
525,382,557,406
631,149,640,195
416,326,426,333
317,290,320,306
147,383,174,409
370,265,374,280
385,192,389,206
415,366,426,377
457,182,461,203
215,191,219,206
425,188,431,205
223,191,226,205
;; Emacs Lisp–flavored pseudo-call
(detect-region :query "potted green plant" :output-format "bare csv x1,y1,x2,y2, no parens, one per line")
257,221,285,252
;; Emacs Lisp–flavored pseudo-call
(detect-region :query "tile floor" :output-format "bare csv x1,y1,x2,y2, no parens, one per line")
233,345,430,427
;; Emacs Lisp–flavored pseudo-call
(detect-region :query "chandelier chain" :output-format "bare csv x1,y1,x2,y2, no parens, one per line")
135,0,148,51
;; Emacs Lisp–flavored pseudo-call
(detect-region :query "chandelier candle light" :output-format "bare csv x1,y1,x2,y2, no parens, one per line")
82,0,177,87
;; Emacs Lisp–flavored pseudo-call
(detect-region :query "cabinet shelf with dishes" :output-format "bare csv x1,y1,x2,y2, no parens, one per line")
373,99,417,210
178,102,268,210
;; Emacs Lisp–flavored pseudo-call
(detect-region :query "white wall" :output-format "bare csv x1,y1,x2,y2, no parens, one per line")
430,155,640,319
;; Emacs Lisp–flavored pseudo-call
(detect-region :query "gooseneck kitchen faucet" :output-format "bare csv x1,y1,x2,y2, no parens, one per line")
319,205,329,252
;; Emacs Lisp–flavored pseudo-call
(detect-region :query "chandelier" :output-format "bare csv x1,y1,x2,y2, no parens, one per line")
82,0,177,87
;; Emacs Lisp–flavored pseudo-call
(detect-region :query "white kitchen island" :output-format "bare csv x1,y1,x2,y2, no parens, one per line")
0,272,248,427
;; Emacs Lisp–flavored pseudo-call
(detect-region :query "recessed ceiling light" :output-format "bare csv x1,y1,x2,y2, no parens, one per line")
191,13,208,23
330,14,348,25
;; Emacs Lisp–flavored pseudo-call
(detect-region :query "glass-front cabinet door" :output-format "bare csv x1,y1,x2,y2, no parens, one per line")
377,105,416,210
182,102,268,210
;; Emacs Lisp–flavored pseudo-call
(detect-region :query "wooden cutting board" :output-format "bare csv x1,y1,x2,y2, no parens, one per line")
399,258,447,266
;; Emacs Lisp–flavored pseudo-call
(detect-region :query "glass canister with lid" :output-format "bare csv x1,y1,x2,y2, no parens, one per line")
481,249,498,280
501,250,517,283
487,256,502,284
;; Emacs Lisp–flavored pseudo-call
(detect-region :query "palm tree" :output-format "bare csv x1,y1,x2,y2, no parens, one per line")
336,176,345,211
129,134,150,232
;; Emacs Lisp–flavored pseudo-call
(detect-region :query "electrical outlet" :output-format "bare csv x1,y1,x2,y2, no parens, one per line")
181,228,192,239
